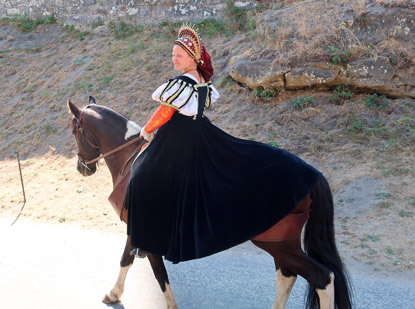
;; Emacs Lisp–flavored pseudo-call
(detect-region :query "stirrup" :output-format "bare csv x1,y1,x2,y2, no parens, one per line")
131,248,149,258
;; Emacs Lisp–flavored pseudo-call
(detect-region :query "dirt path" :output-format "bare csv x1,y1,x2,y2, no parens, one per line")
1,155,124,233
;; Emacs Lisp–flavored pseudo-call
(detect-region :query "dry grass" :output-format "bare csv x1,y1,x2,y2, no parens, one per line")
260,0,414,68
377,38,415,72
377,0,415,7
259,1,364,63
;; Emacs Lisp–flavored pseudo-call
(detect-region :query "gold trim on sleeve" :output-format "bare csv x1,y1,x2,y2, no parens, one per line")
159,79,178,101
159,101,180,111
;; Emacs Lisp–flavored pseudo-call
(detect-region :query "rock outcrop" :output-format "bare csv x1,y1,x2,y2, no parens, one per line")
229,2,415,98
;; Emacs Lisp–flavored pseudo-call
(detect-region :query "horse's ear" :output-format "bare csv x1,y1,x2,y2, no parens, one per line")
67,99,80,119
89,96,96,104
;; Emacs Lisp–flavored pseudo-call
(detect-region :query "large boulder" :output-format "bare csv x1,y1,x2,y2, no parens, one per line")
230,58,289,89
285,67,340,89
339,57,413,97
229,2,415,98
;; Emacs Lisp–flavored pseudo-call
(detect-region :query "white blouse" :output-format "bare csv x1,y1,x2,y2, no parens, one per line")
151,73,220,116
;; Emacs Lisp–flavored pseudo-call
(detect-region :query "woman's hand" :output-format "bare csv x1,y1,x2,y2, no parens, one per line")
140,127,155,142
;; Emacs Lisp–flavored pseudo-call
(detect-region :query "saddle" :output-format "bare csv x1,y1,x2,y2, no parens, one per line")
108,142,149,223
253,195,311,241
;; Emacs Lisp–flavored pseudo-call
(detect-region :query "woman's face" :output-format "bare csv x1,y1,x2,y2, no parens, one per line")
172,45,196,72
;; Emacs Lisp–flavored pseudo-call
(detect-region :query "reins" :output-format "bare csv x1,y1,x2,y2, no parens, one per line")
84,135,142,165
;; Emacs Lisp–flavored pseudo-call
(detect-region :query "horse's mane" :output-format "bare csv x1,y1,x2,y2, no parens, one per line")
90,104,142,140
90,104,129,123
70,104,130,132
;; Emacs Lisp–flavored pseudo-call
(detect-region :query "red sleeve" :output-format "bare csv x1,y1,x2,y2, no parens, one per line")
143,105,176,133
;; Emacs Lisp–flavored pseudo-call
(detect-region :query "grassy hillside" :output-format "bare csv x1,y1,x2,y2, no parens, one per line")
1,12,415,276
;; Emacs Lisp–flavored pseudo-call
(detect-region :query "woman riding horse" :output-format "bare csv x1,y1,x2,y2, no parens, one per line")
125,25,321,264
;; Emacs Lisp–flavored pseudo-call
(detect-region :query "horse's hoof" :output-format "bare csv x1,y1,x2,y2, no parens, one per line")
102,293,119,304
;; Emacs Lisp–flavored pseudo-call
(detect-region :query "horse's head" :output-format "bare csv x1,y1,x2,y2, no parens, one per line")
68,96,101,176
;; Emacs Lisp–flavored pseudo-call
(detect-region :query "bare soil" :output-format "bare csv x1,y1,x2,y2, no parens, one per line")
1,22,414,279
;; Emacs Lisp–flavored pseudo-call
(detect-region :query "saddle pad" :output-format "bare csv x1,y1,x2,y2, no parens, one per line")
253,196,311,242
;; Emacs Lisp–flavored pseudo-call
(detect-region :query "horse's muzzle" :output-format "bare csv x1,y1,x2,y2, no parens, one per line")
77,160,97,176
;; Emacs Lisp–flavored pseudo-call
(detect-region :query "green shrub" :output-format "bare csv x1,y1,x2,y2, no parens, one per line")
399,210,414,217
3,14,56,32
196,18,230,38
327,45,352,65
329,84,353,104
113,21,131,38
267,141,281,148
366,93,389,110
290,96,314,110
25,85,36,93
63,24,89,41
225,0,255,32
44,15,57,24
252,86,280,101
77,31,89,41
40,90,49,98
44,123,56,134
216,76,233,89
348,114,366,135
63,24,75,32
108,21,144,38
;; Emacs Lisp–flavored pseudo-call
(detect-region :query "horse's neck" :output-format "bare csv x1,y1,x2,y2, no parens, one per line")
105,150,126,186
92,107,141,186
102,134,141,187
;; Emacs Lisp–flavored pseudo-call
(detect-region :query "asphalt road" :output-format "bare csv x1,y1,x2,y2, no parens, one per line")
1,218,414,309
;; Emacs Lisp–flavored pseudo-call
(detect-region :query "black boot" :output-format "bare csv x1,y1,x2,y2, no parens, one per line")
130,248,149,258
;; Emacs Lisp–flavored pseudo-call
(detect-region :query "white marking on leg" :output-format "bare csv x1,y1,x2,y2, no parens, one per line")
273,269,297,309
164,282,178,309
103,265,132,304
316,272,335,309
125,120,141,140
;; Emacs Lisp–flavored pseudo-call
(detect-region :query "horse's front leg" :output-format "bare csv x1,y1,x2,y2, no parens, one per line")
147,254,178,309
103,236,135,304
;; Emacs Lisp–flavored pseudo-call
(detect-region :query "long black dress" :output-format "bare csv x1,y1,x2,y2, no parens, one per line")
125,75,321,264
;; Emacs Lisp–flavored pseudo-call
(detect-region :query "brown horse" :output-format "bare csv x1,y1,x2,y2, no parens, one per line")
68,97,352,309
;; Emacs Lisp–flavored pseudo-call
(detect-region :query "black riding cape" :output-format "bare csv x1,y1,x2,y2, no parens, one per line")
125,76,321,264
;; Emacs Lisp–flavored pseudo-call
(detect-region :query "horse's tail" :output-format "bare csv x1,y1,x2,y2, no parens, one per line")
304,174,353,309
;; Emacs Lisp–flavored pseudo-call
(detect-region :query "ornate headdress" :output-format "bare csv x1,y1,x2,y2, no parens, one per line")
174,24,214,81
174,24,202,64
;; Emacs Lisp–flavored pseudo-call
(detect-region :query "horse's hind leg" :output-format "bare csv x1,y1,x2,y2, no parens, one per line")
273,265,297,309
147,254,178,309
253,233,334,309
103,235,135,304
316,272,335,309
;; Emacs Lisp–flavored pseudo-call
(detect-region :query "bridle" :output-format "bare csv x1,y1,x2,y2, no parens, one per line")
73,106,142,172
73,107,100,171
